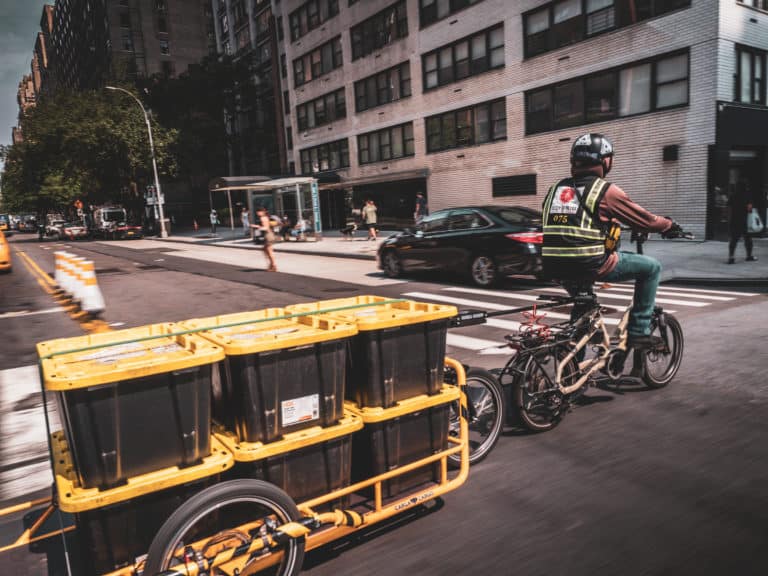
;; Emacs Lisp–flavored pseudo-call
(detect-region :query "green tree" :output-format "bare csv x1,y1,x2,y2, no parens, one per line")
0,88,177,216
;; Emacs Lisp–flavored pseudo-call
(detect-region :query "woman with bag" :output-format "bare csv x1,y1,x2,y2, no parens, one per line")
728,178,758,264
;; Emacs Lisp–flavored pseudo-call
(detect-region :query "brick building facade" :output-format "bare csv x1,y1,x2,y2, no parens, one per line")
272,0,767,238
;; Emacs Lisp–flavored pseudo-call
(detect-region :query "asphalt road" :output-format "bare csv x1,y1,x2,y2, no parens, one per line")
1,234,766,575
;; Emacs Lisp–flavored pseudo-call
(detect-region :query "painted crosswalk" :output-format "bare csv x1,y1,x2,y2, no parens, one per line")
403,283,762,356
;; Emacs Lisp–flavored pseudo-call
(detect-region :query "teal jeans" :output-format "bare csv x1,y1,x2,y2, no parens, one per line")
600,251,662,337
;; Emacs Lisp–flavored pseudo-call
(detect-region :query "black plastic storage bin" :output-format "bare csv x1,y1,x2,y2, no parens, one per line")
181,310,357,444
37,325,225,490
75,478,215,576
286,297,457,409
221,412,362,512
349,391,454,501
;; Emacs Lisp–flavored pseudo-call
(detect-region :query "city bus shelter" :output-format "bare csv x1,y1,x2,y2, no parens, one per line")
208,176,322,239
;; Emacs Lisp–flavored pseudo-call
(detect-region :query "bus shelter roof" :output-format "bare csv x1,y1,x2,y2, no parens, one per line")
208,176,315,192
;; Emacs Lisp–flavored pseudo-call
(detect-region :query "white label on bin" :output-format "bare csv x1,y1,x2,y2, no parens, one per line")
281,394,319,426
228,327,301,341
150,343,183,354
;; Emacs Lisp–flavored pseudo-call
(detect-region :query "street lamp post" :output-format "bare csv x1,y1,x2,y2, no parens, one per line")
105,85,168,238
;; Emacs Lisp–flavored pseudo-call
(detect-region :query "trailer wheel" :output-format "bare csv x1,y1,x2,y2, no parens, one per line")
143,479,305,576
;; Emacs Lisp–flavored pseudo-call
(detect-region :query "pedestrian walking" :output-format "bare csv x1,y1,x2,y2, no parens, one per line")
362,199,378,241
209,209,218,235
241,206,250,237
414,192,428,225
727,178,757,264
251,206,277,271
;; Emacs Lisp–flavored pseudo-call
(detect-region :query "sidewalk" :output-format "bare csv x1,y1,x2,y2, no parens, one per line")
155,227,768,285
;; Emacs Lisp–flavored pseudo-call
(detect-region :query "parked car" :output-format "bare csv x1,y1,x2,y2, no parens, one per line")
0,229,12,272
45,220,90,240
377,205,543,287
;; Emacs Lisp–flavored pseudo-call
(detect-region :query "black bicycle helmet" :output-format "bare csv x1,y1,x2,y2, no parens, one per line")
570,133,614,171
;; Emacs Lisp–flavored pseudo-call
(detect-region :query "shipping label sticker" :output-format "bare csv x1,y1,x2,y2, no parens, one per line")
281,394,320,426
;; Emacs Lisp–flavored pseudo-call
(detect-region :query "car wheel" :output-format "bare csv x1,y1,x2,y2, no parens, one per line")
382,249,403,278
470,255,498,287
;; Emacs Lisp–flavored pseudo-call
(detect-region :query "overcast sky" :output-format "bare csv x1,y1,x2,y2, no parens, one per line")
0,0,49,168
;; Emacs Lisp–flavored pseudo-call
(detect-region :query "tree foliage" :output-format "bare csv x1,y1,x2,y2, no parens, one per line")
0,88,177,214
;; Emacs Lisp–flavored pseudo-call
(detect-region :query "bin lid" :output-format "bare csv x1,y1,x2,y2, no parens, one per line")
51,431,234,512
286,296,457,330
37,323,225,390
178,308,358,355
345,385,461,423
215,411,363,462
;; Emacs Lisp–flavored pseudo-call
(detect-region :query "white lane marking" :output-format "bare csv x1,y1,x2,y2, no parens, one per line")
403,291,621,326
0,307,63,320
446,334,512,355
109,322,126,327
597,286,735,301
537,286,710,307
0,365,58,501
657,285,760,297
444,286,546,302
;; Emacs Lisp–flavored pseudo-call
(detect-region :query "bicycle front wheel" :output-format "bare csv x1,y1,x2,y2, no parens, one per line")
143,479,305,576
448,368,504,467
642,313,684,388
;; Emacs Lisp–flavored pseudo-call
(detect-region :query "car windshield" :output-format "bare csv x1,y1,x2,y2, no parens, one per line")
103,210,125,222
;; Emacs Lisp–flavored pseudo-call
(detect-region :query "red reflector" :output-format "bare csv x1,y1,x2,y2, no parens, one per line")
506,232,543,244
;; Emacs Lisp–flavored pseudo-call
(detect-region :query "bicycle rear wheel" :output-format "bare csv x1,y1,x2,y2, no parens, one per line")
143,479,305,576
515,346,579,432
448,368,504,467
642,313,684,388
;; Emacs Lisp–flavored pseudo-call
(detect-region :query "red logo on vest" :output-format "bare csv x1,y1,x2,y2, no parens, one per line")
559,187,576,203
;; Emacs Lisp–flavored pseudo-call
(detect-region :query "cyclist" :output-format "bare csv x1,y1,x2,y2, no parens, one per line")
542,133,682,349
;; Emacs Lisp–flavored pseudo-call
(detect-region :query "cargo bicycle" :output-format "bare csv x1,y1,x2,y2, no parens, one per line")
448,226,693,458
7,298,471,576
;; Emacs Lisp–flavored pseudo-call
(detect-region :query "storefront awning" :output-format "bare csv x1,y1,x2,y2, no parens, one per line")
208,175,272,192
317,168,429,190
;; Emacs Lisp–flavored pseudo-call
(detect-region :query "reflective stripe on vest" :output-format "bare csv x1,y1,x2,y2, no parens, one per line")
542,245,606,257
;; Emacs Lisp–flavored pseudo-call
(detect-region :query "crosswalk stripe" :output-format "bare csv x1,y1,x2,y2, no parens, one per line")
598,286,735,301
444,286,546,302
403,291,621,326
446,334,511,355
537,286,711,307
657,285,760,297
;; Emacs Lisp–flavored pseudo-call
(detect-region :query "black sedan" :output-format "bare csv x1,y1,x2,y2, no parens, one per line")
377,205,542,287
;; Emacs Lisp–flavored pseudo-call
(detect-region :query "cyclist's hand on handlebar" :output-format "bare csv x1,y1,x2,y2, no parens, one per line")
661,220,694,240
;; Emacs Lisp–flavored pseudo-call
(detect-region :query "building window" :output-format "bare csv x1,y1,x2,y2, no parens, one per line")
231,0,247,28
280,54,287,78
523,0,690,58
419,0,484,28
157,16,167,32
159,38,170,55
737,0,768,9
286,126,293,150
358,122,414,164
119,11,131,28
296,88,346,131
354,61,411,112
425,98,506,153
492,175,537,197
350,0,408,61
735,45,767,105
120,29,133,51
155,0,167,12
422,24,504,91
235,26,250,53
525,49,689,134
283,90,290,114
289,0,339,42
293,36,342,87
300,139,350,174
277,15,284,40
255,8,271,38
